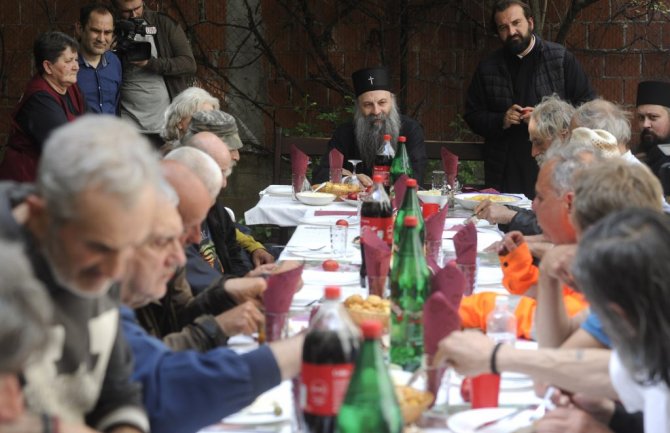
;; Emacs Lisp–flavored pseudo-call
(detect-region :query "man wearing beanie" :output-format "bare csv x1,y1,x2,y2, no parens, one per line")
636,80,670,183
465,0,594,198
183,110,244,166
312,66,427,184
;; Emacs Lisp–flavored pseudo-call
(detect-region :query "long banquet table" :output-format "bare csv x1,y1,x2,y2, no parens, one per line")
200,187,539,432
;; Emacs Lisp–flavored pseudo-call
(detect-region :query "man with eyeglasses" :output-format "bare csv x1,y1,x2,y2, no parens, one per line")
112,0,196,149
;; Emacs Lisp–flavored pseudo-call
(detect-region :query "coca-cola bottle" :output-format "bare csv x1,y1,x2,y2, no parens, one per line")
360,174,393,247
301,286,360,433
373,134,395,188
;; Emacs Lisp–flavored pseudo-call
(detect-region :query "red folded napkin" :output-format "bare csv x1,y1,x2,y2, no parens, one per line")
291,144,310,191
329,148,344,171
424,263,466,355
392,174,410,210
454,223,477,265
478,188,500,194
313,210,357,217
425,202,449,242
441,147,459,187
424,263,466,402
362,229,391,277
263,263,304,313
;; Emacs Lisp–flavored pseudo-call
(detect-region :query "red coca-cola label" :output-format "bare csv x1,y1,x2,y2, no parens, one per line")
301,362,354,416
373,165,391,186
360,216,393,246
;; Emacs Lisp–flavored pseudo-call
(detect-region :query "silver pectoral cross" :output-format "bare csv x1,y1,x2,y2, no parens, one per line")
368,75,374,85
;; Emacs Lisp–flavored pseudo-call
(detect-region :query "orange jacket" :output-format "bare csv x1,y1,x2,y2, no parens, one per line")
458,241,588,340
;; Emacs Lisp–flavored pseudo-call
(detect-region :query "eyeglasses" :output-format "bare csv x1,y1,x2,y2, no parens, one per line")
118,2,144,15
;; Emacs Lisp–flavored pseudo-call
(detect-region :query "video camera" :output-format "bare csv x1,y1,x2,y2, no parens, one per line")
114,18,157,62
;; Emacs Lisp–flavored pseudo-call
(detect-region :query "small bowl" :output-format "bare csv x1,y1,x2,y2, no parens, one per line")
296,191,337,206
417,190,449,208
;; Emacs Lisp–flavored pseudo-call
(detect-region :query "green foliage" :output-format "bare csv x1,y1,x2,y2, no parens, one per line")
284,94,355,137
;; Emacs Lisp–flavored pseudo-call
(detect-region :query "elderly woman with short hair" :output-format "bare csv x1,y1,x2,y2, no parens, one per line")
0,31,86,182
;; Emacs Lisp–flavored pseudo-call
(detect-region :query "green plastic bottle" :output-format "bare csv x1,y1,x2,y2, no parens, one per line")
393,177,425,254
389,215,431,371
336,320,403,433
390,136,413,184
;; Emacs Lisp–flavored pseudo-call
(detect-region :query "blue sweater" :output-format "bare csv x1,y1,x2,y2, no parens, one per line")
120,306,282,433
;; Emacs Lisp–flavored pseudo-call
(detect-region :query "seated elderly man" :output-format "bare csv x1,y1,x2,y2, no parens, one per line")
117,161,303,433
312,66,427,185
135,156,265,351
436,158,663,433
0,116,159,432
474,94,574,235
160,86,219,151
181,110,277,270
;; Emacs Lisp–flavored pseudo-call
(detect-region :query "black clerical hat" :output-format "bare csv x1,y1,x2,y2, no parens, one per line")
637,81,670,107
352,67,392,97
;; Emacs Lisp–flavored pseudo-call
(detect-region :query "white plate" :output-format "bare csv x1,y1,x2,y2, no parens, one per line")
299,215,360,226
285,248,358,260
444,217,496,230
455,193,523,210
448,407,534,433
301,269,360,286
261,185,293,197
220,382,292,425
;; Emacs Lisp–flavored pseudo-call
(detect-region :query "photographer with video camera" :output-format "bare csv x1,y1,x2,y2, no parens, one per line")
113,0,196,148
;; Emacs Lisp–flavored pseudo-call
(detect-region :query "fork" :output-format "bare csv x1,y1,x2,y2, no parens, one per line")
473,404,537,431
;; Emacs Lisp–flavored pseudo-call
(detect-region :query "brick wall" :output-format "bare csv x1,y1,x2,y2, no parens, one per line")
1,0,668,215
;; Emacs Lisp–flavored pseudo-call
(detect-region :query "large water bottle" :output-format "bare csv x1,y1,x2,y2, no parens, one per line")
486,295,517,345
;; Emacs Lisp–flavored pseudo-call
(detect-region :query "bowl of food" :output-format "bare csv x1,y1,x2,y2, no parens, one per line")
454,192,522,210
417,189,449,208
396,385,434,425
296,191,337,206
311,182,361,196
343,294,390,330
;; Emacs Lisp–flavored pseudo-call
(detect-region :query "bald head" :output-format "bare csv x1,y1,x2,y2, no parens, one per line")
161,160,211,246
184,131,233,189
164,146,223,201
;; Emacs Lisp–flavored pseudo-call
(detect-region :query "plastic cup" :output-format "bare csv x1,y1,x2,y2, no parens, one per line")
456,261,478,295
261,311,288,343
470,373,501,408
422,202,440,219
366,275,389,297
431,170,446,191
330,224,348,257
292,173,309,200
330,167,343,184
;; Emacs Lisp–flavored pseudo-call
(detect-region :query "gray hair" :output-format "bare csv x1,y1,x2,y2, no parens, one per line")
572,160,663,231
156,175,179,208
37,115,162,222
572,98,632,148
164,147,223,201
530,94,575,141
0,242,52,373
160,87,220,142
544,142,603,195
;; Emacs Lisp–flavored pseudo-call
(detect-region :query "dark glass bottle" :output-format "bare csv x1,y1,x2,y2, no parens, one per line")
336,320,403,433
301,286,360,433
373,134,395,188
389,216,431,371
390,136,413,184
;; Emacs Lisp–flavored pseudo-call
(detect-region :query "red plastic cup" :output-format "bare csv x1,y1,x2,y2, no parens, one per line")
470,373,501,408
421,202,440,219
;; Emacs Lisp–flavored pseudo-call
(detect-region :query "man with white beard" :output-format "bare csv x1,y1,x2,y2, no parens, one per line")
312,66,426,184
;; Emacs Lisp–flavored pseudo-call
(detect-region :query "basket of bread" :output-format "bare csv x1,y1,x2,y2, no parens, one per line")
395,385,434,424
343,294,390,330
312,182,362,196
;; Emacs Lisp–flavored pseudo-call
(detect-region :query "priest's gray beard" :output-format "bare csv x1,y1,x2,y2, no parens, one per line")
353,99,401,170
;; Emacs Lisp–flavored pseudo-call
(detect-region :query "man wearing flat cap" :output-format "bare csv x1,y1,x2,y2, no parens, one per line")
312,66,427,184
465,0,594,198
636,81,670,182
183,110,244,166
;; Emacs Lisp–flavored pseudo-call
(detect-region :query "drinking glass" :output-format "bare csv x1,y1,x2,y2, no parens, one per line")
292,173,311,200
330,224,348,257
431,170,447,193
343,159,362,189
